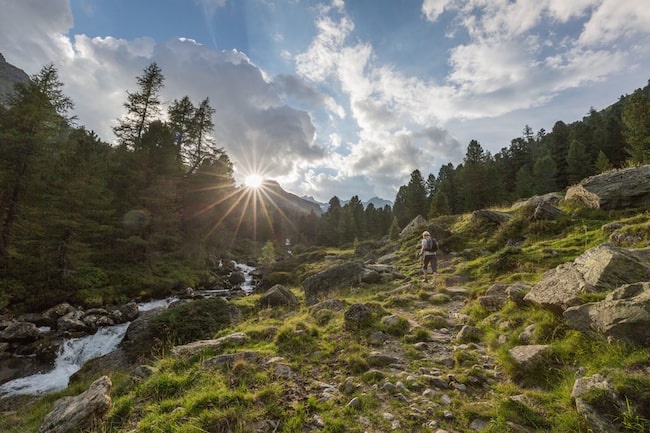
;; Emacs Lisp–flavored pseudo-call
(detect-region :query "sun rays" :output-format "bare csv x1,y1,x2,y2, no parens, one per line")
183,169,299,245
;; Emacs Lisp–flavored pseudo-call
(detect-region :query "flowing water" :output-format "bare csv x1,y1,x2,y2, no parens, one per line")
0,262,255,398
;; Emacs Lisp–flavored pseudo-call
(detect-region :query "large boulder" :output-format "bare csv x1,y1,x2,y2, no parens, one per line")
258,285,299,307
563,282,650,345
0,321,41,342
524,245,650,314
399,215,427,238
565,165,650,210
303,261,366,305
38,376,112,433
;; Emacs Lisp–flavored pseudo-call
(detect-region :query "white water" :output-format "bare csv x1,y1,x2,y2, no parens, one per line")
0,298,168,398
234,262,255,293
0,263,255,398
0,323,129,397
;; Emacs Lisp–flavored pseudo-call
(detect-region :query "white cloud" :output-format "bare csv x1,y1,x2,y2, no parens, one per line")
578,0,650,46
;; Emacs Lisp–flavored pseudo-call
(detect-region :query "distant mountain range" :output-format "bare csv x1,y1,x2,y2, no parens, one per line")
302,195,393,212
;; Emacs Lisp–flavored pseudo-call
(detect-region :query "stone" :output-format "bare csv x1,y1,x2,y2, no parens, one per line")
571,374,624,433
565,165,650,210
343,303,372,330
38,376,112,433
508,345,553,370
524,245,650,314
563,282,650,345
303,261,366,305
0,321,41,342
258,284,299,307
172,332,248,357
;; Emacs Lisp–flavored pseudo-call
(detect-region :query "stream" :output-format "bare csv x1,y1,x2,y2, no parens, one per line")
0,262,255,398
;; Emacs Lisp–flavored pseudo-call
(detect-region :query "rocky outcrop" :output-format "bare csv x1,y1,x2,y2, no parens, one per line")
38,376,112,433
523,245,650,314
302,261,366,305
565,165,650,209
563,282,650,345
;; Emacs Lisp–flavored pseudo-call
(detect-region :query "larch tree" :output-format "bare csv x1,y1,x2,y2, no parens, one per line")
113,62,164,149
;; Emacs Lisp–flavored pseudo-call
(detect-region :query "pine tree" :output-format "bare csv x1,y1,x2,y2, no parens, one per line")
622,89,650,164
595,150,613,173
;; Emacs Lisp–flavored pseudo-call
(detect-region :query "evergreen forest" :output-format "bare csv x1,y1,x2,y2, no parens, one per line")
1,61,649,313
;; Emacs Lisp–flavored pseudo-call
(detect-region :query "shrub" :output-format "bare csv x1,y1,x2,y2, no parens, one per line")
145,298,235,352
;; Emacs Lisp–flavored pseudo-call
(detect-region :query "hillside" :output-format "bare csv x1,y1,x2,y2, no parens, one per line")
3,170,649,433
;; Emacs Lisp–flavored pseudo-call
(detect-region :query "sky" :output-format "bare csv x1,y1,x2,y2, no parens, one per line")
1,0,649,203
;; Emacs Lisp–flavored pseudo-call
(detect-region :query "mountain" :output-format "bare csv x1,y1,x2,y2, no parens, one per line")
365,196,393,209
261,180,323,215
0,53,29,103
302,195,393,212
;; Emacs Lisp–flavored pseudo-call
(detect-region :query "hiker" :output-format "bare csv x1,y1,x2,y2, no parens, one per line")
417,230,438,284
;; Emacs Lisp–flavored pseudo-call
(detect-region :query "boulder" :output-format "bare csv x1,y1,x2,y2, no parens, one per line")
565,165,650,210
563,282,650,345
470,209,512,226
118,302,139,322
523,245,650,314
399,215,427,238
508,345,554,371
0,321,41,342
303,261,365,305
172,332,249,357
344,303,372,330
258,284,299,307
571,374,625,433
38,376,112,433
202,351,261,369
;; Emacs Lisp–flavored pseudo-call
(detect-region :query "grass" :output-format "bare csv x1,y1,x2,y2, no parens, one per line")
2,203,649,433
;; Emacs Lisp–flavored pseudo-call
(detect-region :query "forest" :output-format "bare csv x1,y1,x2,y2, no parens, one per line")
0,61,649,313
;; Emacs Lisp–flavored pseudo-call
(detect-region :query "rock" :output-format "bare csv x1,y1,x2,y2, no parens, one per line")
229,270,245,286
38,376,112,433
399,215,427,238
508,345,553,371
524,245,650,314
343,303,372,330
303,261,366,305
471,209,512,226
571,374,625,433
308,299,347,316
565,165,650,209
456,325,482,343
172,332,248,357
119,302,139,321
563,282,650,345
130,365,157,381
258,284,299,307
202,351,261,369
57,310,89,333
367,352,402,367
0,321,41,342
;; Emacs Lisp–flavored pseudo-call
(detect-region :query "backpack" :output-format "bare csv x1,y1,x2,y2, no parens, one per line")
425,237,438,252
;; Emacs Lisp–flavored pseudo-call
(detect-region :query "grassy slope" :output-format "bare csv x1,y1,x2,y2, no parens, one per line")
2,202,650,433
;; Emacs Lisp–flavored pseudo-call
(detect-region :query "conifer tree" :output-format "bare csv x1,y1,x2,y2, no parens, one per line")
622,89,650,164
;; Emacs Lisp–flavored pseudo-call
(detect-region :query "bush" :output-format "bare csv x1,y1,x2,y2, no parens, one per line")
147,298,235,349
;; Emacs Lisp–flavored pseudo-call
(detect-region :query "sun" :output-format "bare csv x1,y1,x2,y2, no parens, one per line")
244,174,264,189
